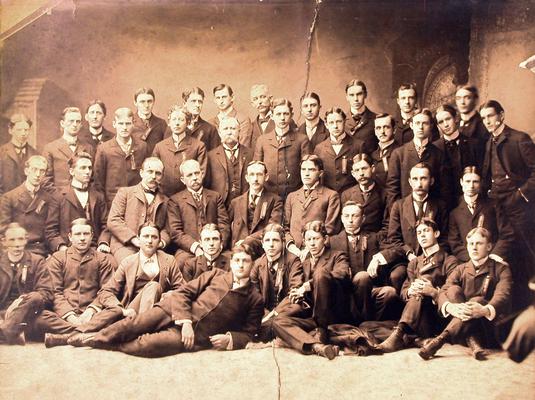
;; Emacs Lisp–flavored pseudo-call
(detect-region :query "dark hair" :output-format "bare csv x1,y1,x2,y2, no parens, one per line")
182,87,205,102
411,162,433,177
352,153,373,166
70,218,93,234
345,79,367,96
68,152,93,169
415,217,439,232
412,108,434,122
324,107,347,121
302,220,327,238
479,100,504,114
271,98,293,114
397,83,418,100
374,113,395,128
231,243,254,259
8,113,32,129
134,88,155,102
200,223,221,239
456,84,479,99
263,223,285,242
137,222,161,237
300,92,321,106
435,104,457,119
213,84,234,96
85,100,107,116
300,154,324,171
462,165,481,177
167,104,192,124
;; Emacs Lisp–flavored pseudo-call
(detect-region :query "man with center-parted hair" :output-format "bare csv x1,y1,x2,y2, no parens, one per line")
393,83,419,145
131,87,168,156
344,79,378,153
62,244,264,358
371,113,400,189
455,85,488,143
79,100,114,151
297,92,329,151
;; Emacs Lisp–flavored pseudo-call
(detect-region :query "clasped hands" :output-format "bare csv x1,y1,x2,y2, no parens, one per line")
181,322,230,350
446,301,489,321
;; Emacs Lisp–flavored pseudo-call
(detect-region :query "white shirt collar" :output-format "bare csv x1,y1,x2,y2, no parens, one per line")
413,137,429,148
305,117,320,128
187,187,203,197
379,139,395,150
139,251,157,265
249,189,263,200
24,181,39,194
464,194,479,205
351,105,366,115
444,130,460,142
62,133,78,145
71,178,88,190
492,123,505,139
89,126,103,136
412,193,429,203
275,126,290,137
138,112,151,121
116,136,132,148
303,181,319,191
423,243,440,258
460,110,477,121
359,181,375,193
472,256,489,267
232,277,250,289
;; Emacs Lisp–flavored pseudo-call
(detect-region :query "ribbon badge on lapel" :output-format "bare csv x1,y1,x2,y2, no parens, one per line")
477,215,485,228
21,264,28,285
35,200,46,215
260,202,267,220
360,236,368,252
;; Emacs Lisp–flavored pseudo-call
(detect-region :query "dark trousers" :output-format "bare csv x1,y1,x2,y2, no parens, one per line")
503,305,535,363
272,315,318,354
0,292,45,339
258,298,308,342
399,296,445,338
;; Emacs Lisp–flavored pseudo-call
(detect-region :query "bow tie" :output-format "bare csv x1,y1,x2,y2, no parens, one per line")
13,144,27,152
445,139,458,149
72,185,89,193
143,187,158,195
258,116,271,124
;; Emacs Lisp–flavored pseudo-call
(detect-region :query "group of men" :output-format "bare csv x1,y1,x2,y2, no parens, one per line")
0,80,534,362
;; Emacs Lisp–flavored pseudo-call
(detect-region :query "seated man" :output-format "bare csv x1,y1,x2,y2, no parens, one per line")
229,161,283,257
250,223,304,342
44,223,184,346
377,218,458,352
181,224,230,282
419,227,512,360
34,218,114,336
57,244,264,358
272,221,350,360
0,223,52,344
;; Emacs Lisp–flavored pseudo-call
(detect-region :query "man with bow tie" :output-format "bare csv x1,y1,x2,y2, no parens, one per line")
78,100,114,152
377,218,458,353
0,223,52,344
0,155,53,257
371,113,400,189
42,107,94,192
131,88,168,156
0,113,38,195
179,87,220,151
206,117,253,208
297,92,329,151
107,157,170,264
344,79,378,153
152,104,207,197
167,159,230,264
229,161,283,258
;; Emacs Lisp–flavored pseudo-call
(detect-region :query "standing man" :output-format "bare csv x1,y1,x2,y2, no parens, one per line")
371,113,400,189
0,113,39,195
297,92,329,151
181,87,220,151
132,88,167,155
344,79,377,153
455,85,488,143
79,100,114,152
393,83,419,145
93,107,149,207
250,84,274,150
211,84,252,148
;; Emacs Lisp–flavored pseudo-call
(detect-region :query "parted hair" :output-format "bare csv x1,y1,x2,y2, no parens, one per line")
466,227,493,243
302,220,328,238
8,113,32,128
324,107,347,121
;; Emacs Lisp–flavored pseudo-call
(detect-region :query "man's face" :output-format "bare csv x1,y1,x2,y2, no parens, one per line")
2,227,27,259
250,87,271,115
9,121,31,145
214,87,233,112
60,111,82,136
245,163,267,193
140,159,163,190
460,172,481,197
139,226,160,257
374,116,394,143
69,224,93,252
169,110,188,136
218,119,240,147
70,157,93,185
304,229,326,257
272,104,292,130
409,167,432,196
467,232,492,262
300,160,321,187
455,88,477,114
180,162,204,192
326,112,345,139
416,224,439,250
301,97,320,121
113,114,134,139
410,113,432,140
436,110,458,137
341,205,363,234
135,93,155,117
185,93,204,117
262,231,284,260
397,88,417,114
200,229,222,257
345,84,366,110
480,107,504,135
85,104,105,129
230,251,253,280
25,159,47,187
351,159,374,186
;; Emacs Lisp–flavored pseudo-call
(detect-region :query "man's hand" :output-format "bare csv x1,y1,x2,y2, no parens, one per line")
367,258,380,279
210,334,230,350
130,237,141,248
446,302,472,321
466,301,490,319
181,322,195,350
194,247,204,257
287,244,302,260
234,240,244,247
408,253,417,262
59,245,68,252
97,244,111,253
66,314,81,326
289,285,306,303
79,308,96,324
122,308,137,318
408,280,423,297
419,279,437,298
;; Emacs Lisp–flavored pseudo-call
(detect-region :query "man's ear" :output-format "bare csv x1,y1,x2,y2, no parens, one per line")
434,230,440,239
430,177,435,187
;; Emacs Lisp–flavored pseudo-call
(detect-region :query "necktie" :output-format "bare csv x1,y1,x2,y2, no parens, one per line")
249,194,258,212
445,139,458,150
415,144,425,159
348,234,360,251
14,145,26,160
68,141,77,152
352,114,362,124
228,148,237,163
304,188,311,199
415,200,425,220
258,116,270,124
268,261,275,275
361,189,371,202
276,135,284,145
468,201,476,214
73,185,89,193
206,260,213,271
143,187,157,195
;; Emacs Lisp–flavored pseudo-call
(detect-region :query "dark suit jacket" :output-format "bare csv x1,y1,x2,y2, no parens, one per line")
160,270,264,349
107,184,170,253
206,144,253,205
93,137,149,207
0,251,53,308
167,188,230,252
45,185,110,251
97,250,184,309
459,113,488,168
482,125,535,202
302,248,350,284
132,113,167,156
448,196,515,263
250,116,298,151
152,135,207,197
164,118,221,152
345,107,378,153
182,253,230,282
253,129,311,198
78,126,114,153
284,185,341,248
393,112,440,145
341,183,386,234
314,135,364,192
371,141,401,189
329,230,380,276
297,119,329,151
0,142,38,195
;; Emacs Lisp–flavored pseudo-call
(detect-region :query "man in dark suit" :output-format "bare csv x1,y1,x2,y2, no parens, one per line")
206,117,253,208
45,152,110,254
107,157,169,264
58,244,264,358
0,155,53,256
0,223,52,344
419,227,512,360
167,159,230,263
0,113,38,195
314,107,364,192
372,113,400,189
78,100,114,152
153,105,207,197
93,107,149,208
211,84,252,148
229,161,283,257
455,85,489,151
344,79,377,153
254,98,311,200
131,88,167,155
42,107,94,191
297,92,329,151
393,83,419,145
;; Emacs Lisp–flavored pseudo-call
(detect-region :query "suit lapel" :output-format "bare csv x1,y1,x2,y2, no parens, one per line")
126,255,140,301
215,147,229,173
251,191,268,231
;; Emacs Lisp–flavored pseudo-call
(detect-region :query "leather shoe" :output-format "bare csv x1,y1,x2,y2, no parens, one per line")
318,327,329,344
44,333,72,348
466,335,488,361
312,343,339,360
67,332,95,347
418,331,450,360
377,326,404,353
